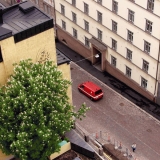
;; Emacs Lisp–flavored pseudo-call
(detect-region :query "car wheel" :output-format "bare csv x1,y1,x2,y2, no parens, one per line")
79,89,82,93
90,97,93,101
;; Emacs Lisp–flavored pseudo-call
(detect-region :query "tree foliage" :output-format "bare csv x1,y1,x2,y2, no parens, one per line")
0,59,89,160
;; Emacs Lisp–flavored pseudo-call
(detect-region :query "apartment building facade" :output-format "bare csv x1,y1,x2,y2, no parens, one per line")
54,0,160,104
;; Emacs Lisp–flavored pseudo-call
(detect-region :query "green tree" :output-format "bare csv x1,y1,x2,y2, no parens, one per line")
0,59,89,160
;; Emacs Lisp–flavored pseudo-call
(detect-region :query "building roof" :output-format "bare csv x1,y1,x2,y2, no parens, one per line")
0,0,10,8
0,1,53,42
56,49,71,65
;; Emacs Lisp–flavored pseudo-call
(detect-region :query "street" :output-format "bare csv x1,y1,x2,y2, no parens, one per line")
71,62,160,160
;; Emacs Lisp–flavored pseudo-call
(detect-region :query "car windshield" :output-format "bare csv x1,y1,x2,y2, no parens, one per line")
95,89,102,95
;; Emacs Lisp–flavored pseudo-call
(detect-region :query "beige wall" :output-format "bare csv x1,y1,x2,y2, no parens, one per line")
0,28,56,85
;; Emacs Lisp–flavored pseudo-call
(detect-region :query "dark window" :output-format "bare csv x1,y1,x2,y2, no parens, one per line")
147,0,154,12
141,77,147,89
61,4,65,15
112,20,117,33
0,47,3,62
112,39,117,50
97,11,102,24
73,28,77,39
126,66,131,78
144,41,151,53
126,48,132,60
95,89,102,95
127,30,133,42
111,55,116,67
142,60,149,73
84,3,89,14
62,20,66,30
72,0,76,6
84,20,89,32
72,12,77,23
97,0,102,5
85,37,89,47
112,0,118,14
146,20,152,33
128,9,134,23
97,29,102,41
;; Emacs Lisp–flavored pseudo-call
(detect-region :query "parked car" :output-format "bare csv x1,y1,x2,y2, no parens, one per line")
78,81,103,101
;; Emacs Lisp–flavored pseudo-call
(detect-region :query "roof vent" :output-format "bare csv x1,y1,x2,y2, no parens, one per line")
19,1,35,13
0,6,3,24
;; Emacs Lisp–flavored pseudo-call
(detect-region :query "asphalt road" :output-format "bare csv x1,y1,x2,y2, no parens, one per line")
71,62,160,160
56,41,160,121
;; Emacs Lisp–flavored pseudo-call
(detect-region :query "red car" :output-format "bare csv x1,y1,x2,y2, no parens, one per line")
78,81,103,101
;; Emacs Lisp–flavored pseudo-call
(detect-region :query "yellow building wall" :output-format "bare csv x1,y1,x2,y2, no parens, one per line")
0,28,56,85
58,63,72,104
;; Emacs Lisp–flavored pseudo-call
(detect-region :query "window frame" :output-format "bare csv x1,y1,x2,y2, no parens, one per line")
112,39,117,51
0,46,3,62
145,19,152,33
112,0,118,14
112,20,117,33
61,4,65,15
97,29,102,41
142,59,149,73
84,2,89,15
127,30,133,43
97,0,102,5
84,20,89,32
73,28,77,39
128,9,134,23
85,36,90,47
126,48,132,61
62,20,66,30
141,77,147,89
72,12,77,23
72,0,76,7
111,55,117,67
144,40,151,53
147,0,154,12
126,66,131,78
97,11,102,24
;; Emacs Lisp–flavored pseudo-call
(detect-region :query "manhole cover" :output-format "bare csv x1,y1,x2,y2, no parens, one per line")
146,129,152,133
119,103,124,106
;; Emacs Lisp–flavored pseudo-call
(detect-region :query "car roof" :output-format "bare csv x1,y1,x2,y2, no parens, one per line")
82,81,102,91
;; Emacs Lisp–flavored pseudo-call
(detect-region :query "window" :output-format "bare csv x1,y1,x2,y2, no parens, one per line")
35,0,39,5
147,0,154,12
112,0,118,14
111,55,116,67
112,20,117,33
84,20,89,32
73,28,77,38
72,0,76,6
146,20,152,33
126,66,131,78
97,29,102,41
72,12,77,23
0,47,3,62
128,10,134,23
85,37,89,47
61,4,65,15
44,4,51,15
126,48,132,60
127,30,133,42
97,0,102,5
62,20,66,30
97,11,102,24
84,3,89,14
144,41,151,53
112,39,117,50
141,77,147,89
142,60,149,72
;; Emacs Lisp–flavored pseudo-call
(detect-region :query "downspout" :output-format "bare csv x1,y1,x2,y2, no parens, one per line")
154,43,160,102
53,0,58,40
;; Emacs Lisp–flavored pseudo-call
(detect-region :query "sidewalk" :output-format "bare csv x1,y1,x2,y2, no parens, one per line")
56,41,160,160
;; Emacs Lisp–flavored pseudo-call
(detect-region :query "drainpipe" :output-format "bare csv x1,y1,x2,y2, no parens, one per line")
154,43,160,102
53,0,58,40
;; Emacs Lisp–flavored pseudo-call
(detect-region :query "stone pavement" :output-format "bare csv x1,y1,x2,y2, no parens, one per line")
56,42,160,160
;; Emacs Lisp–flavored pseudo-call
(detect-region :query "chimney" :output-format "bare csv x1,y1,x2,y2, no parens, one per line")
0,6,3,24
